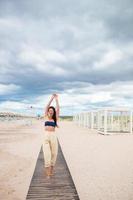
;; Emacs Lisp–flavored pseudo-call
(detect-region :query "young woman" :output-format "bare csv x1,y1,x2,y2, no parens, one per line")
43,94,60,178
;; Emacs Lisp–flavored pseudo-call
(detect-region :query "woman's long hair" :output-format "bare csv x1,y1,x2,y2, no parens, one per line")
48,106,58,127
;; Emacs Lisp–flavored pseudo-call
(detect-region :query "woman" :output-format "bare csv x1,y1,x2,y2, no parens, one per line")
43,94,60,178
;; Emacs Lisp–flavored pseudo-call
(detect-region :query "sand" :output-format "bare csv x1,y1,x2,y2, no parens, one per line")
0,119,43,200
1,119,133,200
57,121,133,200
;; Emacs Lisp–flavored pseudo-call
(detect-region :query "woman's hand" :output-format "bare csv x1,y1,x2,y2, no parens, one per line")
53,93,58,99
55,94,58,99
51,94,55,99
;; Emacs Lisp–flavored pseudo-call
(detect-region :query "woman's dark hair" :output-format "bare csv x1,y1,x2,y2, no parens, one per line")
48,106,57,127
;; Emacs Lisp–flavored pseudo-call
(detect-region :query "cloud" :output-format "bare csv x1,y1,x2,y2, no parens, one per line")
29,80,133,115
18,44,67,76
0,0,133,115
0,101,26,111
0,80,133,115
0,84,21,95
93,48,123,69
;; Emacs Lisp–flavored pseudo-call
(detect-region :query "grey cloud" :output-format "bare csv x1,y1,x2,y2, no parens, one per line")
0,0,133,112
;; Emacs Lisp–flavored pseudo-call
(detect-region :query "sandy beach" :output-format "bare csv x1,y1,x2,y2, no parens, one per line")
0,119,43,200
57,121,133,200
1,119,133,200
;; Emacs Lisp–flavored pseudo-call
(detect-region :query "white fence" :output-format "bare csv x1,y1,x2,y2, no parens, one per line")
73,108,133,135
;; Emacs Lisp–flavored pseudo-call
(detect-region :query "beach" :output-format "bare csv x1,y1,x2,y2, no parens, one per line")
1,119,133,200
0,119,43,200
57,121,133,200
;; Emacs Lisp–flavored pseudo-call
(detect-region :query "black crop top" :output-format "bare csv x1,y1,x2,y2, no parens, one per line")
44,121,56,127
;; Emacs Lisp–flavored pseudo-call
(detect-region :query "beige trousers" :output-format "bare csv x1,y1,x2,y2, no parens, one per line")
43,130,58,167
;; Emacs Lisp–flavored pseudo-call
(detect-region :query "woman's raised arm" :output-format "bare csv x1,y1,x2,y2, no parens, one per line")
44,94,55,116
54,94,60,120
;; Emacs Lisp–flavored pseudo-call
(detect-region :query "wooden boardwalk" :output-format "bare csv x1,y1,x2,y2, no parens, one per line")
26,140,80,200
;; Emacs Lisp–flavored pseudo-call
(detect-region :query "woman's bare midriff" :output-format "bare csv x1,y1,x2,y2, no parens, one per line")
45,126,55,132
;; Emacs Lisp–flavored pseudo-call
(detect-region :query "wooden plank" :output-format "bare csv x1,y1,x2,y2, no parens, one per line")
26,140,80,200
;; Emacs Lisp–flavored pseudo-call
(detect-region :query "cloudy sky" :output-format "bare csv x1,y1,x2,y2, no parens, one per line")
0,0,133,116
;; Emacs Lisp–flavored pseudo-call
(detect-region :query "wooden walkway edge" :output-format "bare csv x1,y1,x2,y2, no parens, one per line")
26,140,80,200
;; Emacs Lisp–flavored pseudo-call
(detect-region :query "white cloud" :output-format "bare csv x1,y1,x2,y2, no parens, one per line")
0,101,25,110
0,17,22,29
89,92,112,103
19,45,66,64
94,48,123,69
0,84,21,95
18,44,67,75
44,49,66,63
36,63,67,76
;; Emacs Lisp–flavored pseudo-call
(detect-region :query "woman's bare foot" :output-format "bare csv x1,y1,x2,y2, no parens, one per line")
45,167,51,178
49,166,54,176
